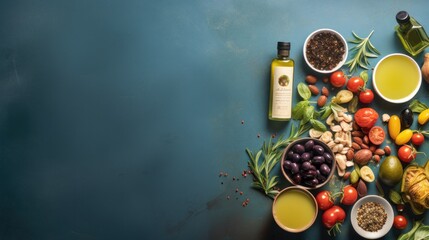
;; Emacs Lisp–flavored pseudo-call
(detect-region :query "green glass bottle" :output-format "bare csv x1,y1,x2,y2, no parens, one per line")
269,42,294,121
395,11,429,56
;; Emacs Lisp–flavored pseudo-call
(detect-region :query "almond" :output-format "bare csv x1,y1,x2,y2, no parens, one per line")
360,143,369,149
369,144,377,153
384,145,391,155
321,87,329,96
351,131,364,138
317,95,327,107
354,149,373,165
322,76,329,83
353,137,363,145
374,149,385,156
305,75,317,84
352,142,361,150
308,84,320,95
363,135,369,145
373,154,381,163
343,172,351,180
346,149,354,161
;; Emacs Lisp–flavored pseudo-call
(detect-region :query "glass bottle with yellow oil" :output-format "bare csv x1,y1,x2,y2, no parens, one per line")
269,42,294,121
395,11,429,56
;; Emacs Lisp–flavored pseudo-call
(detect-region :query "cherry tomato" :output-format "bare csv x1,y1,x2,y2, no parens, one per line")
354,108,379,129
359,89,374,104
316,190,334,211
397,145,416,163
340,185,358,205
330,71,347,88
393,215,408,230
347,76,365,93
368,126,386,145
411,132,424,146
322,206,346,228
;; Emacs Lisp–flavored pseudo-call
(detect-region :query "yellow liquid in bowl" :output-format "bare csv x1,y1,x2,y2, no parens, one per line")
374,55,420,100
273,189,316,231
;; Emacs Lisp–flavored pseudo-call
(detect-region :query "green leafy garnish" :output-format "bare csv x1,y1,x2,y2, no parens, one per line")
345,30,380,73
398,221,429,240
246,121,310,199
409,99,429,113
297,82,311,100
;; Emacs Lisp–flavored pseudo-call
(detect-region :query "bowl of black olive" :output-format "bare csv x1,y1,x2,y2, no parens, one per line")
281,138,336,189
303,28,348,74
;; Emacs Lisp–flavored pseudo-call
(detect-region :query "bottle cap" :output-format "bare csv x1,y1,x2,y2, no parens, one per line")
396,11,410,24
277,42,290,50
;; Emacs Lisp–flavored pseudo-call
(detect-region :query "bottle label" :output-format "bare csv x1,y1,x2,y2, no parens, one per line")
272,66,293,119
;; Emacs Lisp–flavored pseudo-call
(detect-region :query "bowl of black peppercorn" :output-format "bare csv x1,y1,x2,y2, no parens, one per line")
303,28,348,74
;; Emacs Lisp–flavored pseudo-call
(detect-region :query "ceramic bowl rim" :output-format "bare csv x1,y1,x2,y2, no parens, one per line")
350,195,394,239
272,186,318,233
303,28,348,74
372,53,422,104
280,137,336,190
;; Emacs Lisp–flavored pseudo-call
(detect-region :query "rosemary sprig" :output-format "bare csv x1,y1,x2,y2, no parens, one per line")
345,30,380,73
246,121,310,199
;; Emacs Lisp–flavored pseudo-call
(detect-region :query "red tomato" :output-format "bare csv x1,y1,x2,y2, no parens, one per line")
368,126,386,145
322,206,346,229
397,145,416,163
347,76,365,93
340,185,358,205
354,108,379,129
330,71,347,88
393,215,408,230
411,132,425,146
316,190,334,211
359,89,374,104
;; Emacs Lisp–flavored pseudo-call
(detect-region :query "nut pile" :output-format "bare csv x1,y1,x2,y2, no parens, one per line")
349,121,390,165
309,110,353,177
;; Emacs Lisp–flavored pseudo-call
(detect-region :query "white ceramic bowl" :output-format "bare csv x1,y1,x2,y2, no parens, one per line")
372,53,421,103
350,195,394,239
303,28,348,74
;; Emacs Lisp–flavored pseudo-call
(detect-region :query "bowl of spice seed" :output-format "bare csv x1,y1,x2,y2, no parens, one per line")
303,28,348,74
350,195,394,239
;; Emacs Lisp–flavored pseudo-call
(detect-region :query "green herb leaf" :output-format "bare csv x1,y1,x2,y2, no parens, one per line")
409,99,429,113
398,221,422,240
297,83,311,100
389,190,403,205
310,119,327,132
345,30,380,73
414,225,429,240
348,95,359,113
303,105,315,124
292,100,309,120
319,105,333,119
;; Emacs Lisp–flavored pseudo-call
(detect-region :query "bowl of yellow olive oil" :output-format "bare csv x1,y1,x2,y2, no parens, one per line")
272,186,318,232
373,53,421,103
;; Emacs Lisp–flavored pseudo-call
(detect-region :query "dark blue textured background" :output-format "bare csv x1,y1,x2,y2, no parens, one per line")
0,0,428,239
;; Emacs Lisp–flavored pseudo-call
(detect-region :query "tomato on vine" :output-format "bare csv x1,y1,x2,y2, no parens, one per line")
397,145,416,163
316,190,334,211
330,71,347,88
359,89,374,104
340,185,358,205
411,132,424,146
322,205,346,236
347,76,365,93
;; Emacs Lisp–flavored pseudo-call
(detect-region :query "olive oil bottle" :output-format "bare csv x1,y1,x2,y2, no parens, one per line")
395,11,429,56
269,42,294,121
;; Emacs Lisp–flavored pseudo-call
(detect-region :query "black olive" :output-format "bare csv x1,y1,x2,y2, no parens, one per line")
401,108,414,129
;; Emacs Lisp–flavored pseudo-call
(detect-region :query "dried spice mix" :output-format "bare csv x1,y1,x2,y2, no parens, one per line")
357,201,387,232
306,32,346,71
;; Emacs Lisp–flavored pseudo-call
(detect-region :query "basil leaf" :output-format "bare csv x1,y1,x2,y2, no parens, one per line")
360,70,368,83
389,190,402,205
310,119,327,132
409,99,429,113
292,101,309,120
297,83,311,100
398,221,422,240
303,105,315,124
414,225,429,240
